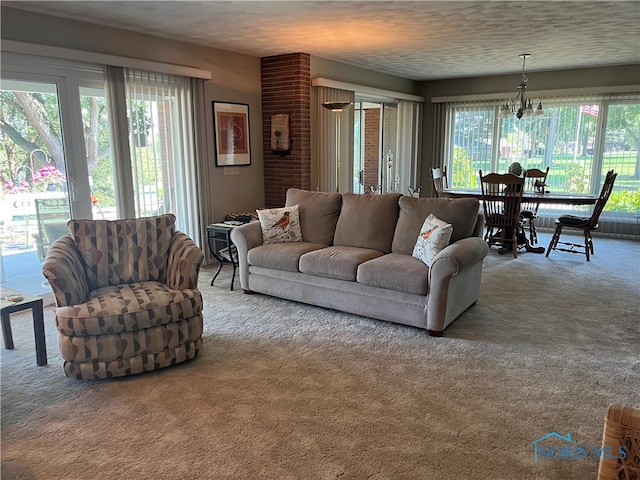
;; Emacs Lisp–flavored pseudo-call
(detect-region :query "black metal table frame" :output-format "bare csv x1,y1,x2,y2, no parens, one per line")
206,224,239,290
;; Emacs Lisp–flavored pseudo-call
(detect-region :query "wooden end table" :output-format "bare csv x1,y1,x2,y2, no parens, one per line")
1,289,47,366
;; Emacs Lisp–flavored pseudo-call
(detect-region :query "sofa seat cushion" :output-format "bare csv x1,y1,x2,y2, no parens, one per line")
55,281,203,336
392,197,479,254
357,253,429,296
300,246,384,281
247,242,328,272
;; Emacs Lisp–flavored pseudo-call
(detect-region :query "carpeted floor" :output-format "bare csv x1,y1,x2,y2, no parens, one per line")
1,232,639,480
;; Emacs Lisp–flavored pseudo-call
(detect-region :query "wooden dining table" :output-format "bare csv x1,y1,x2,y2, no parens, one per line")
439,188,599,206
439,188,599,254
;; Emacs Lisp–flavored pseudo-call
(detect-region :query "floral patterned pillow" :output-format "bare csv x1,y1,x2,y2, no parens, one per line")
257,204,302,244
412,214,453,266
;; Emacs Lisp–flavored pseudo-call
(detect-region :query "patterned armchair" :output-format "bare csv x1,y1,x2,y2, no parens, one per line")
43,214,204,380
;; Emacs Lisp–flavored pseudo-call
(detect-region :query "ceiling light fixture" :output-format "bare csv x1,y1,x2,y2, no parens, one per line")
499,54,544,120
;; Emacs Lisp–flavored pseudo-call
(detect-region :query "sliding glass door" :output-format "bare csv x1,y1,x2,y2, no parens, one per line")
353,100,398,194
1,54,201,295
1,57,114,295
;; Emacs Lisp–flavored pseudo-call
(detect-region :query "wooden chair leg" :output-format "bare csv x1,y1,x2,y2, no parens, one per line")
584,230,592,261
546,225,561,257
512,230,518,258
484,226,492,244
529,218,537,245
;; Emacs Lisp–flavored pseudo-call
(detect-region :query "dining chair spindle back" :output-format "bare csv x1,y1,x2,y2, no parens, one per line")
479,170,526,258
546,169,617,261
431,166,448,198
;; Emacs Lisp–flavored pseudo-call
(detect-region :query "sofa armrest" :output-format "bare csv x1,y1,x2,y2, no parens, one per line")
427,237,488,334
42,234,90,307
166,231,205,290
430,236,489,277
231,221,263,290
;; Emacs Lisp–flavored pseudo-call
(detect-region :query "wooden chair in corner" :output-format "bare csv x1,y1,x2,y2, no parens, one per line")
546,170,617,261
520,166,549,245
597,403,640,480
479,170,526,258
430,166,448,198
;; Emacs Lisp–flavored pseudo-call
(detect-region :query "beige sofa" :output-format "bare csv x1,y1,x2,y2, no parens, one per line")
231,189,488,336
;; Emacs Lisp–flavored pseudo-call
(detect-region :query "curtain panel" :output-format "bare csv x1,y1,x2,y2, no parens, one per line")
396,100,423,196
317,86,355,193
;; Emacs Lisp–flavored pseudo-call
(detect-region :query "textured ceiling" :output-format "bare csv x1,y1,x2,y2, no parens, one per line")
4,1,640,81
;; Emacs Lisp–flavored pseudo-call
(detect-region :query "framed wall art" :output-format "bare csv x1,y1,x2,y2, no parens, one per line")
270,113,292,156
213,102,251,166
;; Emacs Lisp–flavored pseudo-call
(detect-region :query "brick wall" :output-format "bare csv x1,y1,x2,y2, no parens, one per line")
261,53,311,207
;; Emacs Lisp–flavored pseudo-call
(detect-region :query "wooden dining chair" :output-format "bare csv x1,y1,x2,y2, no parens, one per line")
479,170,526,258
520,166,549,245
546,169,617,261
597,404,640,480
431,166,448,197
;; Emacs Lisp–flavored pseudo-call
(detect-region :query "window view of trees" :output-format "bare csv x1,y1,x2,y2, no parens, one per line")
449,97,640,217
0,87,116,212
0,83,166,263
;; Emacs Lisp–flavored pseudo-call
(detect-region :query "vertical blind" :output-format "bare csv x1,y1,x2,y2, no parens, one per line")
441,93,640,238
107,67,202,243
396,100,423,196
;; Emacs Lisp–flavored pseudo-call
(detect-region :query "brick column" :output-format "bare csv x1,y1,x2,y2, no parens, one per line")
261,53,311,207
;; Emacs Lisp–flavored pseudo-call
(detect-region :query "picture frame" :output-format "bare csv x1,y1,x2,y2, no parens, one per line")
270,113,292,156
213,102,251,166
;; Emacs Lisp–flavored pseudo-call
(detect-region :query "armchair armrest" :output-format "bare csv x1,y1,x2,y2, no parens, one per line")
166,231,204,290
230,221,263,290
42,234,90,307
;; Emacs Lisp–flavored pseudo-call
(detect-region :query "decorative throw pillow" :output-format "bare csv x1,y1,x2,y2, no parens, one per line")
412,214,453,266
257,204,302,244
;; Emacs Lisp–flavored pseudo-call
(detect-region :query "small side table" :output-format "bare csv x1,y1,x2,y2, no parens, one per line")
206,223,240,290
1,289,47,366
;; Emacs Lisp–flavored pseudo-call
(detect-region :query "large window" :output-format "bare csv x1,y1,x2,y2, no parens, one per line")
444,94,640,226
0,54,200,295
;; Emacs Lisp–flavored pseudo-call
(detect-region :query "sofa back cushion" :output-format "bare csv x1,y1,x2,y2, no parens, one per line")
285,188,342,245
334,193,401,253
392,197,479,254
69,214,176,290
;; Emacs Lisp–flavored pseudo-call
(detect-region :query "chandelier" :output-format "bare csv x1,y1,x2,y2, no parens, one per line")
498,54,544,119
